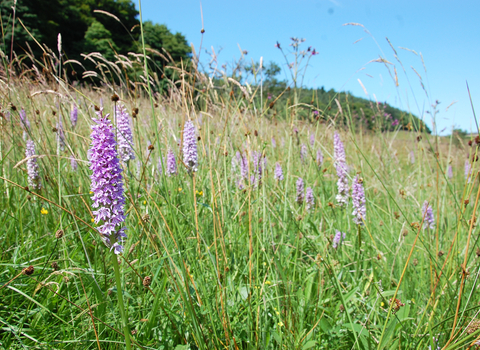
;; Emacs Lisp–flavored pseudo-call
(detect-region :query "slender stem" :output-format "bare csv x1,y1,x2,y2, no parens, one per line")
112,254,131,350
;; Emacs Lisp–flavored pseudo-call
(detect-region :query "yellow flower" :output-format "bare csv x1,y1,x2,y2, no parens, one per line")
265,281,271,285
276,311,280,315
91,218,95,223
278,322,284,327
263,262,266,266
143,200,146,205
381,302,385,307
41,208,48,215
89,191,93,194
196,190,203,196
178,187,182,192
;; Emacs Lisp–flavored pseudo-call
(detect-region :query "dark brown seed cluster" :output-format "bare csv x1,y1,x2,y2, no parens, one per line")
111,94,120,102
23,265,34,275
52,261,59,271
55,229,64,239
143,276,152,287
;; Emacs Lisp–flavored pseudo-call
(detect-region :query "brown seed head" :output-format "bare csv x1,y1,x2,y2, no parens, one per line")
111,94,120,102
438,251,444,257
413,258,418,266
468,140,473,146
200,28,205,33
51,261,59,271
55,229,64,239
417,135,422,142
143,276,152,287
134,108,139,114
94,105,100,111
35,110,39,115
23,265,34,275
52,110,56,116
148,144,154,151
52,127,58,132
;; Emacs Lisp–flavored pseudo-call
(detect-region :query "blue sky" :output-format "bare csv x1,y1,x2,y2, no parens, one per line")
133,0,480,134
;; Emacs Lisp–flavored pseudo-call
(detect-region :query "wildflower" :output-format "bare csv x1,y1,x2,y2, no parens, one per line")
421,201,435,230
157,157,163,176
352,175,366,225
447,165,453,179
274,162,284,181
309,133,315,146
278,322,284,327
306,187,314,211
56,119,65,152
251,151,263,188
238,151,248,188
334,132,348,206
410,151,415,164
300,144,308,163
26,140,41,190
70,157,78,171
182,120,198,172
20,108,30,131
88,111,127,254
71,104,78,128
271,137,276,148
115,104,135,164
166,149,177,176
391,119,399,127
296,177,304,204
316,149,323,167
465,159,472,182
41,207,48,215
332,230,346,249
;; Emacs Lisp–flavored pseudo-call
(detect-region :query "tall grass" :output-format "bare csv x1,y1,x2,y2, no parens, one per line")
0,13,480,350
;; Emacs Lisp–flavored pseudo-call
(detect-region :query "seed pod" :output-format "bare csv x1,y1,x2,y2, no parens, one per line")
143,276,152,287
23,265,34,275
55,229,64,239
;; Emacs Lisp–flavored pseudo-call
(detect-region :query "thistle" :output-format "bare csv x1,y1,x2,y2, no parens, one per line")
334,132,348,206
274,162,284,181
88,111,127,254
116,104,135,164
25,140,41,190
182,120,198,172
421,201,434,230
166,149,177,176
306,187,314,211
352,175,366,225
296,177,304,204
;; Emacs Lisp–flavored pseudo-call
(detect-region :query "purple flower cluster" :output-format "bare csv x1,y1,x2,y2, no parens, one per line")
20,108,30,131
116,104,135,164
305,187,314,211
300,144,308,163
465,160,472,182
56,119,65,152
250,151,265,188
271,137,276,148
410,151,415,164
182,120,198,172
274,162,284,181
332,230,346,249
421,201,435,230
447,165,453,179
70,157,78,171
88,112,126,254
334,132,349,206
296,177,304,204
309,133,315,146
316,149,323,167
166,149,177,176
71,104,78,128
26,140,41,190
352,175,366,225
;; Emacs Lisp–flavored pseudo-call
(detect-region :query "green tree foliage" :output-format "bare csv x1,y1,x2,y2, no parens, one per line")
0,0,190,80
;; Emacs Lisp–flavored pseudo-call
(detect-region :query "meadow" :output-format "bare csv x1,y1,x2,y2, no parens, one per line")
1,28,480,350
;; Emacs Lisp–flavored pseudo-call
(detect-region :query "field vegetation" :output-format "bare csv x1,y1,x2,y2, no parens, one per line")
0,2,479,350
